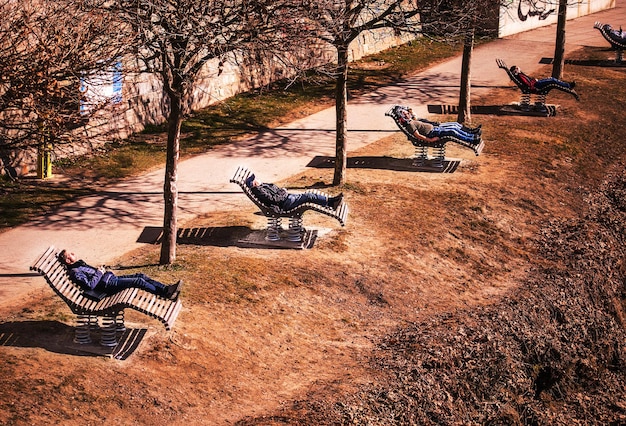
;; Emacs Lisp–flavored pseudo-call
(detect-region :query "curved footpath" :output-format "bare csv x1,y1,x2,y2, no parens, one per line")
1,3,624,308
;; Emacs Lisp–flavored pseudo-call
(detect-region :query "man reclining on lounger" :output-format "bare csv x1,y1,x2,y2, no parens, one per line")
245,174,344,211
509,65,577,92
497,60,580,101
58,249,182,300
398,107,483,145
600,23,626,42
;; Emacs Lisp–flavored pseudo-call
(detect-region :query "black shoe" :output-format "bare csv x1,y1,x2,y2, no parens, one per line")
464,124,481,134
329,193,344,210
570,81,576,89
164,280,183,300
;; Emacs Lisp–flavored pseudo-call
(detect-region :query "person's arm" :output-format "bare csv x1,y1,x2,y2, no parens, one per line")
252,183,288,205
412,131,440,143
409,120,440,143
68,264,103,290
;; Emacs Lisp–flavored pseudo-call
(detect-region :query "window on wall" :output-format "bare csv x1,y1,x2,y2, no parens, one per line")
80,60,123,115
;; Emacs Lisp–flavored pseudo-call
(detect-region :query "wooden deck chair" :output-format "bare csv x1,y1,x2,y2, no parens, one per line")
385,105,484,169
30,246,182,347
230,166,348,242
594,22,626,63
496,59,579,108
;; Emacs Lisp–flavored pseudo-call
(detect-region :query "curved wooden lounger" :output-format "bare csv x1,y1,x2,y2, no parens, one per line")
496,59,579,106
594,22,626,62
385,105,483,169
230,166,348,242
30,246,182,346
594,21,626,49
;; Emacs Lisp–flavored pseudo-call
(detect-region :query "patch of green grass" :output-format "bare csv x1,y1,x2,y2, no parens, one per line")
54,141,167,181
179,38,465,152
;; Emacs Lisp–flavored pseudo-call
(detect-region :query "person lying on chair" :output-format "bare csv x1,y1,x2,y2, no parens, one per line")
603,23,626,41
506,65,579,98
245,174,344,211
398,108,482,145
58,249,182,300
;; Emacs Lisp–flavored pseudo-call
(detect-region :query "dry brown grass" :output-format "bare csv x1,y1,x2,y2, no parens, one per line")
1,47,625,425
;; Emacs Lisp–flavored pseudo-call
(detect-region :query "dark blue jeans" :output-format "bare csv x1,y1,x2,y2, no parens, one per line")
534,77,571,90
428,123,477,144
97,273,166,296
282,193,328,210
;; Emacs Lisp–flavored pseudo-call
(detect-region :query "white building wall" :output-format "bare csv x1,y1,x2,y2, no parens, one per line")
499,0,615,37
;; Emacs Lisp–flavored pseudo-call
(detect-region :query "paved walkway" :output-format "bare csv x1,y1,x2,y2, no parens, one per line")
1,2,624,307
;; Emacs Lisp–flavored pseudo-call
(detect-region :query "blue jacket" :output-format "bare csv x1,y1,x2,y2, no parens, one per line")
251,183,288,206
67,260,114,290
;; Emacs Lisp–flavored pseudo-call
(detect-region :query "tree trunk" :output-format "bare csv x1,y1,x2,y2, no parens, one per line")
552,0,568,79
333,46,349,186
458,27,474,124
159,93,182,265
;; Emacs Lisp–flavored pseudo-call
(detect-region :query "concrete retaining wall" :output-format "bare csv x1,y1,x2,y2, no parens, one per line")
104,28,413,141
499,0,615,37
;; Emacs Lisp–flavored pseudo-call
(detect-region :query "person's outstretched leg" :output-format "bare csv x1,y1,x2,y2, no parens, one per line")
440,122,481,135
433,126,480,144
108,273,166,295
282,193,328,210
535,78,572,90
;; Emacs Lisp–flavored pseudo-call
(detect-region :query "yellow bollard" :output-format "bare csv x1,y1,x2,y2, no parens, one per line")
36,144,53,179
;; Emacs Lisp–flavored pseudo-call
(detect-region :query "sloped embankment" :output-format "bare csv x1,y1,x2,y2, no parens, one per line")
248,165,626,425
350,164,626,424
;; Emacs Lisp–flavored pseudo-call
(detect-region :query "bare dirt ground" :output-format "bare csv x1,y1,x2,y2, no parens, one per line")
1,50,625,425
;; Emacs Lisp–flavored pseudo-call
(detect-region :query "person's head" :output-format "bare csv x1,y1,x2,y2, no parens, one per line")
57,249,77,265
245,173,259,188
510,65,520,74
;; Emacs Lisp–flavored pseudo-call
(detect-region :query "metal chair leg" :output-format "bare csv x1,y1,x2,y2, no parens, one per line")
115,311,126,333
287,217,304,242
100,315,118,348
74,314,92,344
432,145,445,169
413,145,428,167
266,217,282,241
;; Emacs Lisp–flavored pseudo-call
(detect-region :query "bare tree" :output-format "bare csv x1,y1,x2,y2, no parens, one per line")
552,0,568,79
0,0,131,174
298,0,421,186
458,26,475,124
107,0,294,265
419,0,499,124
